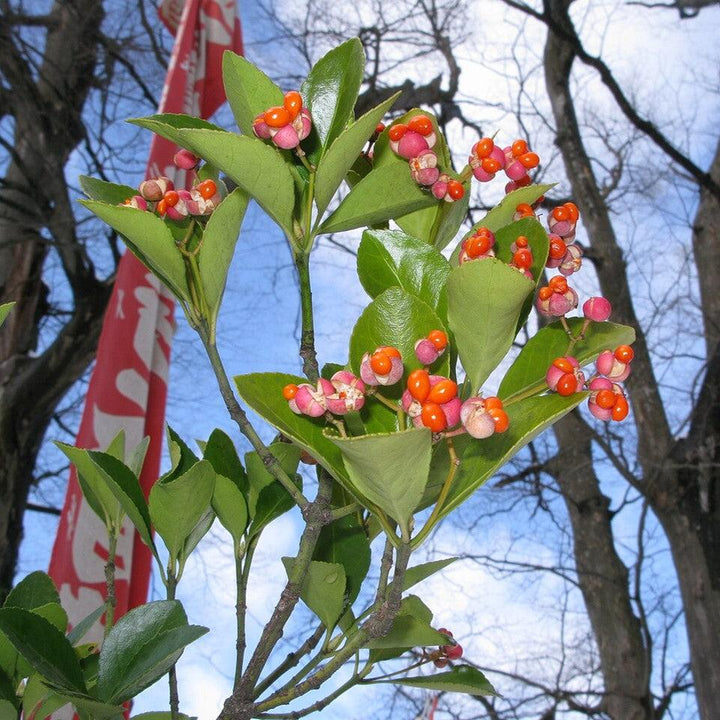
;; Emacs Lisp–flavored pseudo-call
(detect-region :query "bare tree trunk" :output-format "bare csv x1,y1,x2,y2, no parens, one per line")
543,1,720,716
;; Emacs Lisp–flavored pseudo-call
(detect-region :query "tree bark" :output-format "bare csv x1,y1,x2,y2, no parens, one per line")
542,1,720,716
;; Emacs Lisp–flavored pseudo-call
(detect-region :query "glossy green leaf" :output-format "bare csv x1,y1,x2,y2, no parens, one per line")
80,201,190,302
0,608,85,693
33,603,68,634
164,426,199,482
438,393,586,519
130,117,296,237
357,230,450,320
246,443,301,537
79,176,137,205
0,303,13,329
349,287,449,378
222,51,283,136
328,427,431,535
318,163,436,234
198,188,249,325
447,258,533,392
67,606,105,645
400,558,458,591
314,514,371,606
499,317,637,402
282,559,346,629
97,601,207,704
56,443,121,527
87,453,156,559
203,429,247,493
302,38,364,154
235,373,349,483
387,664,497,696
4,571,59,610
314,93,399,215
149,461,216,562
367,595,445,649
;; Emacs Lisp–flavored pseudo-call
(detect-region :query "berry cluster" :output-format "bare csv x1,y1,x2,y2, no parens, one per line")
458,226,496,264
388,115,465,203
469,137,539,186
536,275,578,318
282,331,510,440
430,628,463,668
121,150,223,220
545,344,634,422
252,91,312,150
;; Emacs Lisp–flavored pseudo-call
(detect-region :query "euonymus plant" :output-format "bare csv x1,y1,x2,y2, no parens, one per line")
0,39,635,720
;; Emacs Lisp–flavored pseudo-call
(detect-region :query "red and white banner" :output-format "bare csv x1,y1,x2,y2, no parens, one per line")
48,0,242,665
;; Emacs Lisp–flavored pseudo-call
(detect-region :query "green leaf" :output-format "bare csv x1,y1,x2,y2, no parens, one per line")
80,201,190,302
203,429,247,493
401,558,458,591
33,603,68,633
149,461,216,562
328,427,431,536
314,514,371,607
282,559,346,629
437,393,587,520
499,318,637,402
387,664,497,696
67,606,105,645
50,691,124,718
314,93,399,215
0,608,85,693
97,601,207,705
164,426,199,482
348,287,449,379
22,675,68,719
222,51,283,136
0,303,14,329
447,258,533,392
86,453,156,559
367,595,446,649
318,163,436,235
79,176,137,205
246,443,301,536
234,373,349,483
131,713,194,720
0,699,17,720
0,668,14,704
198,188,250,325
4,571,59,610
129,117,296,237
56,443,121,528
491,218,549,283
212,476,248,543
302,38,365,155
357,230,450,320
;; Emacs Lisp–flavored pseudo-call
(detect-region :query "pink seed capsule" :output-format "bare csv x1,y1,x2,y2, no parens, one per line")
173,149,200,170
583,296,612,322
460,397,496,439
415,338,441,365
272,124,301,150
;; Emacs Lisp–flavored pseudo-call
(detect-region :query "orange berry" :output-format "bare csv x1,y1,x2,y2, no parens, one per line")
388,123,407,141
407,369,431,402
474,137,494,158
595,389,616,409
482,157,501,174
552,357,574,373
466,235,491,258
515,203,534,217
515,235,529,248
198,179,217,199
421,402,447,432
264,106,291,128
157,198,168,215
612,395,629,421
408,114,433,135
563,202,579,222
428,379,457,404
378,345,401,359
370,351,392,375
519,152,539,169
447,180,465,200
488,408,509,433
538,286,553,301
511,139,528,157
484,396,503,411
615,345,634,363
556,373,578,396
513,248,533,270
549,235,567,259
164,190,179,207
552,206,570,222
283,91,303,118
427,330,448,351
283,383,299,400
375,122,386,134
549,276,568,293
